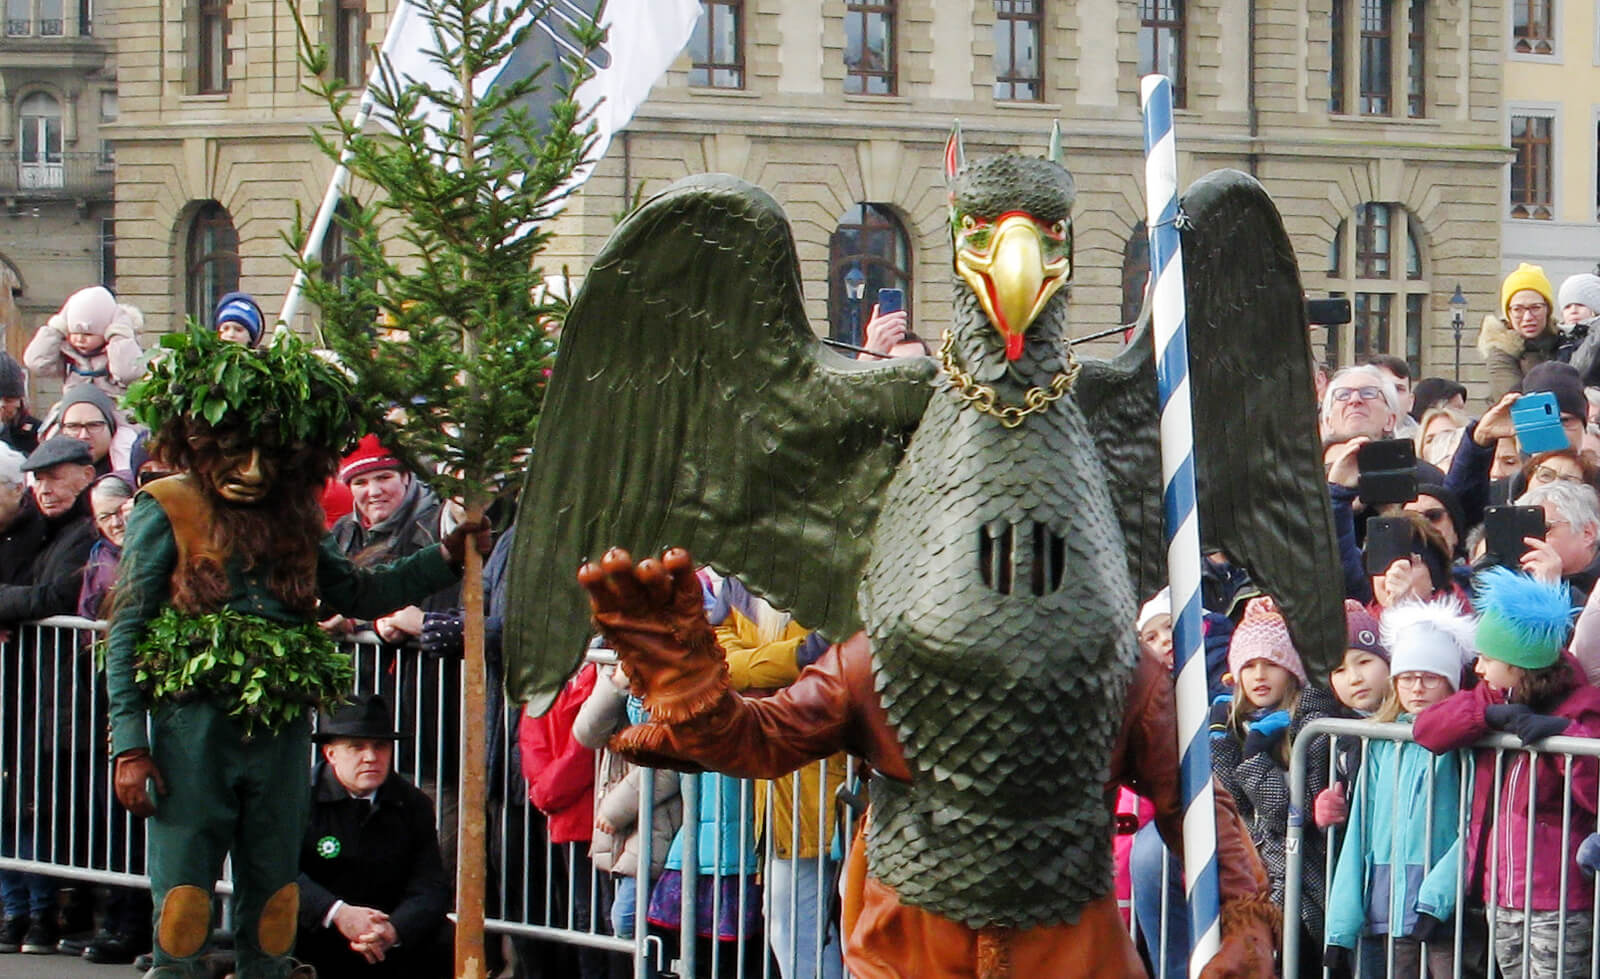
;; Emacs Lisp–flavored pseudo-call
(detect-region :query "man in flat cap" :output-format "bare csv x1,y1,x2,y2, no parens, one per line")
0,436,95,955
296,696,451,978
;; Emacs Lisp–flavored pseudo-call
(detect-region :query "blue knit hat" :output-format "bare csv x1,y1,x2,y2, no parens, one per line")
213,292,264,347
1474,566,1575,670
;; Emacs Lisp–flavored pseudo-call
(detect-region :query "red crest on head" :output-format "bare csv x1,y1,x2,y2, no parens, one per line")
944,122,966,183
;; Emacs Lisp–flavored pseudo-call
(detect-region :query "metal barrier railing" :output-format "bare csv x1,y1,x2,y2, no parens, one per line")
1287,716,1600,979
0,618,861,979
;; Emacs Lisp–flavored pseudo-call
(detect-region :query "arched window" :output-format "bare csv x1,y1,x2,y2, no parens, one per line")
17,92,62,190
1121,220,1150,325
321,199,361,286
827,203,911,347
1325,202,1428,373
186,201,240,322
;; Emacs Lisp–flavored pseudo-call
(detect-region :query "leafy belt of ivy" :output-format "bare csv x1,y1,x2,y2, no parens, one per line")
134,607,353,738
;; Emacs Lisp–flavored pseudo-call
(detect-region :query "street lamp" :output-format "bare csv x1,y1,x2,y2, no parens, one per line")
1449,283,1467,382
844,266,866,346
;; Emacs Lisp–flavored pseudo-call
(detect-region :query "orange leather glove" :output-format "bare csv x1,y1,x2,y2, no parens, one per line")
1199,894,1279,979
113,749,166,819
578,547,729,725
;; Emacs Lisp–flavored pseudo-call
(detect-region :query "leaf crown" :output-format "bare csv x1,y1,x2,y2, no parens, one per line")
124,321,366,452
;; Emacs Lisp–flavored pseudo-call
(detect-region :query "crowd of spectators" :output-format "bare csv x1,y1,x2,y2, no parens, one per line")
18,263,1600,979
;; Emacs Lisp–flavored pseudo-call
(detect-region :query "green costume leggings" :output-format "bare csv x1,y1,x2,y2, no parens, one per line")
145,703,311,979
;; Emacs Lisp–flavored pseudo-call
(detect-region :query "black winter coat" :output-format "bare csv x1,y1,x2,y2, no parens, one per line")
297,763,452,978
0,491,93,623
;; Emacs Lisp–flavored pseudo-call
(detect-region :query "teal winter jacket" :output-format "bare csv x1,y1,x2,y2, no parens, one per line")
1324,723,1470,948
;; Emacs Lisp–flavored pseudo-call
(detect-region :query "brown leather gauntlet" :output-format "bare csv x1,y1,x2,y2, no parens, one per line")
1200,891,1280,978
580,547,731,725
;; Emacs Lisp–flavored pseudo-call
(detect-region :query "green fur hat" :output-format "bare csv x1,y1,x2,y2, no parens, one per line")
1473,566,1575,670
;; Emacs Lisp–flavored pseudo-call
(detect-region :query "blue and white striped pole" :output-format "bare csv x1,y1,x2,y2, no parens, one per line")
1140,73,1221,978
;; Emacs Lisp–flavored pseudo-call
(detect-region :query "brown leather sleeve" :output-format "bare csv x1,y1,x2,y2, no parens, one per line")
1111,652,1271,908
613,632,912,783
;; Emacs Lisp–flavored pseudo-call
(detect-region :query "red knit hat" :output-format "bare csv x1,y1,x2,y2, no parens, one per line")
338,434,403,484
1227,596,1309,687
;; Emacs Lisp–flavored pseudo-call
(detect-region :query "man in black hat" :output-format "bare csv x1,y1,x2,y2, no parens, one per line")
0,436,95,955
0,352,39,455
296,696,451,978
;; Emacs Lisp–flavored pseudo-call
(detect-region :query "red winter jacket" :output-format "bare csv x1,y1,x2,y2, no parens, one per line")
1412,654,1600,912
519,663,598,844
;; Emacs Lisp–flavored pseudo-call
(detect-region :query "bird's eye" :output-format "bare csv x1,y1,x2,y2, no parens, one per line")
1052,220,1067,237
961,215,976,231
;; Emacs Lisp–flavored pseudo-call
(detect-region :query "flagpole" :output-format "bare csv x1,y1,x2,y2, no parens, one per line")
276,2,418,340
1140,73,1222,979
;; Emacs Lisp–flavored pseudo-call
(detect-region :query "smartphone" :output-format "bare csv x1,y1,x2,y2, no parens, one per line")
1356,438,1418,506
876,288,904,315
1483,505,1546,569
1511,391,1568,454
1363,516,1415,576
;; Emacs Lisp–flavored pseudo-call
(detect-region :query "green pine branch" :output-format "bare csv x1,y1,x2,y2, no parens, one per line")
287,0,602,508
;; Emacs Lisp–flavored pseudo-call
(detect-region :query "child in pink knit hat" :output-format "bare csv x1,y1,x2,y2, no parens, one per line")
1210,595,1340,971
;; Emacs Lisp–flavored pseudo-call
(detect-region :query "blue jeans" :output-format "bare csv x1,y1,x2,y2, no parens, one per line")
0,826,59,917
766,855,843,979
1129,821,1188,979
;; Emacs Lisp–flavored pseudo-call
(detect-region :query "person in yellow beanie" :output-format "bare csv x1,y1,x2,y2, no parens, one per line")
1480,263,1563,403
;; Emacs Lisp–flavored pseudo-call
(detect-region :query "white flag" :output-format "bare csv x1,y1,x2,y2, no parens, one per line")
377,0,701,194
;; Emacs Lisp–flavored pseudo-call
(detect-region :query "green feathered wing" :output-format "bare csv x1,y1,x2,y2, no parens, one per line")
1076,168,1345,675
506,174,937,714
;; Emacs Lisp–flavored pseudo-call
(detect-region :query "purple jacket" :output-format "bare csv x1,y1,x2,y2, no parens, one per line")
1412,655,1600,912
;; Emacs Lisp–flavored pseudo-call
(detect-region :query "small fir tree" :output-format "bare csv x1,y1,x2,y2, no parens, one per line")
290,2,601,975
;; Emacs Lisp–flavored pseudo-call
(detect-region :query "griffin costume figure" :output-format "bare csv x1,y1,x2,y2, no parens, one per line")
106,326,480,979
507,128,1345,977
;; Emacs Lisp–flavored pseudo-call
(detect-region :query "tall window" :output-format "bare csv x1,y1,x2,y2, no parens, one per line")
197,0,230,94
688,1,743,88
1511,111,1554,220
1326,203,1428,373
99,219,115,292
844,0,895,95
1358,0,1391,114
1138,0,1185,108
4,0,24,34
1329,0,1424,117
1121,221,1150,326
827,203,911,346
18,92,63,191
186,202,240,320
993,1,1042,102
321,200,361,285
1512,0,1553,55
36,0,59,33
332,0,365,87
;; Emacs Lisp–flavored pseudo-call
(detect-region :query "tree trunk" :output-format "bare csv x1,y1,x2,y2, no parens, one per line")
454,502,487,978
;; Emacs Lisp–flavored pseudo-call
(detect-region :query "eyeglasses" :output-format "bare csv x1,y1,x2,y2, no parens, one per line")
1533,465,1584,486
1509,303,1550,318
94,509,125,525
1415,507,1448,523
1395,672,1448,690
61,421,107,435
1332,386,1383,403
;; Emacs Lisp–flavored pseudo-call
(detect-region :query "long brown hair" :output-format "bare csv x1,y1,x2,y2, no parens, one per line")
152,418,338,615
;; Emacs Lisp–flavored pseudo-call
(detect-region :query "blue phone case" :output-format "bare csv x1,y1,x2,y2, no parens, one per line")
877,288,904,314
1511,391,1568,454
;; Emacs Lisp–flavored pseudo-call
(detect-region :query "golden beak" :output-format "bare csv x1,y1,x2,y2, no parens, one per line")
955,213,1070,360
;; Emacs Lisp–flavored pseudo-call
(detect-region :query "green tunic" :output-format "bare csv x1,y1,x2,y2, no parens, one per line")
107,487,458,755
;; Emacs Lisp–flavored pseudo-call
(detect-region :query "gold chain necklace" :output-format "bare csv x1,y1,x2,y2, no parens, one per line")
937,330,1079,429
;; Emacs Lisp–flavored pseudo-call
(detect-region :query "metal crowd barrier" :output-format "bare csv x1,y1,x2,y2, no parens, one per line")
0,618,862,979
1286,716,1600,979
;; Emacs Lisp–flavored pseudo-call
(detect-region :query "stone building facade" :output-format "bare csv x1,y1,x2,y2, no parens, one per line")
108,1,1512,394
0,0,116,365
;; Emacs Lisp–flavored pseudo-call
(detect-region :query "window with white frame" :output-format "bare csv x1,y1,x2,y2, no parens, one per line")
1511,110,1555,220
1513,0,1555,55
1325,203,1429,374
18,92,63,191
